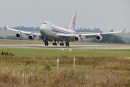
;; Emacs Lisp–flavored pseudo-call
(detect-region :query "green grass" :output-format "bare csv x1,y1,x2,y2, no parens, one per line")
0,48,130,57
0,39,43,44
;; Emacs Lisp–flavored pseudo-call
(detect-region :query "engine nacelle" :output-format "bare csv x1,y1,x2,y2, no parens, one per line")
28,35,35,40
39,35,44,40
95,35,103,41
16,33,22,38
74,36,81,41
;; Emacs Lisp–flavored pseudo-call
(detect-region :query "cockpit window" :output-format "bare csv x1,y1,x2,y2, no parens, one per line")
43,22,47,24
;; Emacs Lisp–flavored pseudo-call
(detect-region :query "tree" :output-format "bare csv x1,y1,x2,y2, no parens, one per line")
0,36,4,39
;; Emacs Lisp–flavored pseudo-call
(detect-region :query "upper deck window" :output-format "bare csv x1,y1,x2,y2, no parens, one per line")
43,22,47,24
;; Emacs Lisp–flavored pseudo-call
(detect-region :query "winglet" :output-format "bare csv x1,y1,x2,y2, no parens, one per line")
122,28,126,33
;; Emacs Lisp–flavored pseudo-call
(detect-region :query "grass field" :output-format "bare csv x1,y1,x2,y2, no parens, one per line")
1,48,130,57
0,40,130,87
0,39,43,44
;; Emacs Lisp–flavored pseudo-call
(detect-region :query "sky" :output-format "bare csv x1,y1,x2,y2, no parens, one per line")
0,0,130,32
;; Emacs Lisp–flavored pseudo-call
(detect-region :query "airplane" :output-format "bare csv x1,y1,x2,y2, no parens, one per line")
4,12,126,47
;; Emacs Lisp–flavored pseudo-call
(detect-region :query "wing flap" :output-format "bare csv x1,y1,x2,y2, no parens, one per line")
80,29,126,37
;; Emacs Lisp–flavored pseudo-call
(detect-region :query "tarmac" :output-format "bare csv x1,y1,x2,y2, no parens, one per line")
0,44,130,49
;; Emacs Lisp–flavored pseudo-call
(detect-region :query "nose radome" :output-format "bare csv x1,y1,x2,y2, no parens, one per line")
40,24,52,31
40,24,47,30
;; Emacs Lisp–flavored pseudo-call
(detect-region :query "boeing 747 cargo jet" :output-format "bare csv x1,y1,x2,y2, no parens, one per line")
5,12,125,47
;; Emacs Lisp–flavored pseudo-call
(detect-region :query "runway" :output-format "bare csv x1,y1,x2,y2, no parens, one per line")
0,44,130,49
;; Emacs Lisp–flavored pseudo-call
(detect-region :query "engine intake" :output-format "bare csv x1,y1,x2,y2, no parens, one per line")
74,36,82,41
75,37,78,41
28,35,35,40
16,33,22,38
95,35,103,41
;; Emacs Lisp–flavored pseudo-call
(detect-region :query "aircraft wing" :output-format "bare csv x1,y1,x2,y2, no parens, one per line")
57,29,126,41
80,29,126,36
57,29,125,37
5,26,40,36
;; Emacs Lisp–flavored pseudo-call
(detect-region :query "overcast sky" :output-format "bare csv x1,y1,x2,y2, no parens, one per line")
0,0,130,31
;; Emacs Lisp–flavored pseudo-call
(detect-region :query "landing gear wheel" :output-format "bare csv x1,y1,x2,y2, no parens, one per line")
65,38,70,47
44,38,49,46
53,43,57,46
65,42,69,47
60,43,64,46
45,41,48,46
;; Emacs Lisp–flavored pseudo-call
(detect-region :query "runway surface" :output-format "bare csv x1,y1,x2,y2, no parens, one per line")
0,44,130,49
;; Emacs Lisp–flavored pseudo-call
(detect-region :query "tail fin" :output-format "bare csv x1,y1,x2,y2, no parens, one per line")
68,12,77,30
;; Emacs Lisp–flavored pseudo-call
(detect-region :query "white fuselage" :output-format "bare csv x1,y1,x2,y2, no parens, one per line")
39,21,75,38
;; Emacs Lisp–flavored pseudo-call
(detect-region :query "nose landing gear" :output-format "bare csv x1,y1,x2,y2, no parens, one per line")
44,38,49,46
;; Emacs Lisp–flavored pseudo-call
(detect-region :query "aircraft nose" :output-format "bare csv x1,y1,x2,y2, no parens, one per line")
39,24,46,30
39,24,51,32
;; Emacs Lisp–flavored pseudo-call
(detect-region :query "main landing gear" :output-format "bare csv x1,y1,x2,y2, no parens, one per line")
52,42,64,46
60,42,64,46
43,38,70,47
65,38,70,47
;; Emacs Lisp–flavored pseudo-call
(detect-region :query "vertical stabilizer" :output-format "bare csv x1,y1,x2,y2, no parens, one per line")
68,12,77,30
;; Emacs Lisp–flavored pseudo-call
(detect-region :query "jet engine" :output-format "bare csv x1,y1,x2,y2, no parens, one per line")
28,35,35,40
39,35,44,40
95,35,103,41
74,36,81,41
16,33,22,38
